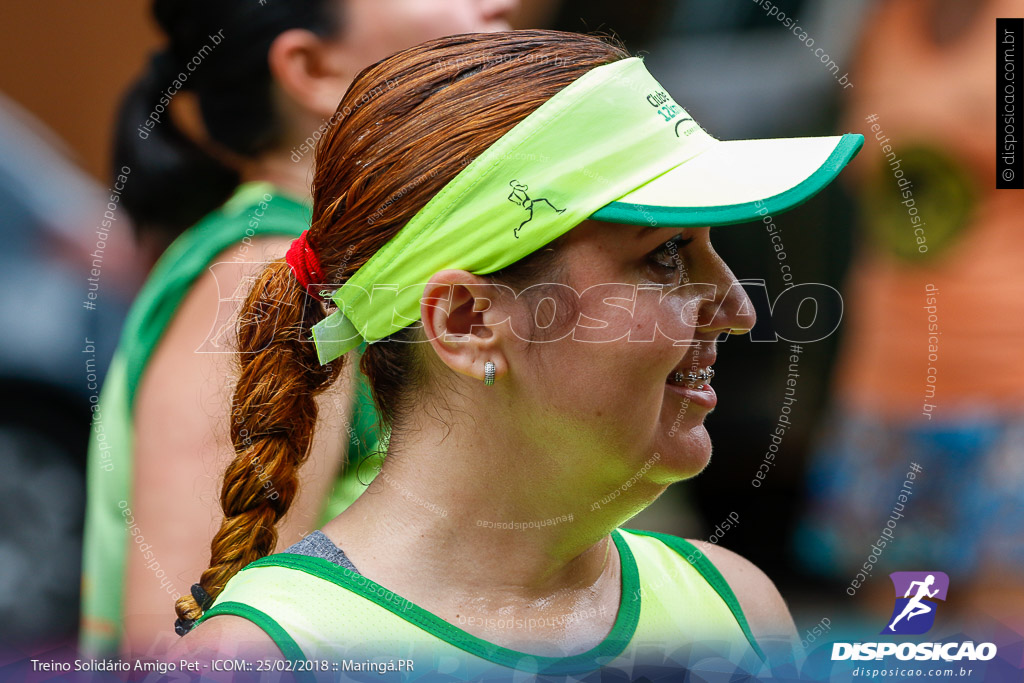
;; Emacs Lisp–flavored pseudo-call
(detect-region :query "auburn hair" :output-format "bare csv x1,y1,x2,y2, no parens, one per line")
175,29,631,627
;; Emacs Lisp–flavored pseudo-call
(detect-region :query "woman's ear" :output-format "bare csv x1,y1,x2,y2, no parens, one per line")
267,28,353,119
420,271,511,384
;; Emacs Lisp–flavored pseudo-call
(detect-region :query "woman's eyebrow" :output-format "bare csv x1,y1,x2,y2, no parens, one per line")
636,225,661,240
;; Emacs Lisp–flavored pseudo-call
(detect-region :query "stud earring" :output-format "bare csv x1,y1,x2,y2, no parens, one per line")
484,361,495,386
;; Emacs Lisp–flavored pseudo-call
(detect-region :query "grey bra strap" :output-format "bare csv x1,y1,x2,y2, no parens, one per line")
282,530,361,574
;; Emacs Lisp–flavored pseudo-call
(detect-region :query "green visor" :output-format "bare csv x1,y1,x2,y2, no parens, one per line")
311,56,863,364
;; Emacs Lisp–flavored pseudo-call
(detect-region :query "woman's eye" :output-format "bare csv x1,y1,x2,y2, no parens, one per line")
650,236,694,271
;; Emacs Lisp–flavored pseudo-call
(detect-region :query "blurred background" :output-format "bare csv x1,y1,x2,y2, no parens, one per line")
2,0,1020,666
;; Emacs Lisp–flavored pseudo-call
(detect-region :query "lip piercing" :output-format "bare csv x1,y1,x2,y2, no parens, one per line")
672,366,714,386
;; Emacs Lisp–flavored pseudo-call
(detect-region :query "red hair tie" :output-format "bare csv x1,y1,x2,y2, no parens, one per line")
285,230,327,302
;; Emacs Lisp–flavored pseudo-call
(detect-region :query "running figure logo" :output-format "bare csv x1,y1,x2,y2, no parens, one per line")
882,571,950,635
507,180,565,238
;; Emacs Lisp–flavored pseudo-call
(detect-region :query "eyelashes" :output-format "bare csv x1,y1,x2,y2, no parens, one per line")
649,234,694,272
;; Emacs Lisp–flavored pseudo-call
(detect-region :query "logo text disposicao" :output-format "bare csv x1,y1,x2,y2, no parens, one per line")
832,641,996,662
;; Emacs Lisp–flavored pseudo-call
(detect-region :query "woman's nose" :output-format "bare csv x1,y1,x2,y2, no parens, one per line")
696,262,757,338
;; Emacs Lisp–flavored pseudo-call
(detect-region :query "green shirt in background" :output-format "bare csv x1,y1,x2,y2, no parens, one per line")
79,182,384,656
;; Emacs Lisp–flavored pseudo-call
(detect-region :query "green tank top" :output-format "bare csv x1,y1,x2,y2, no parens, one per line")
192,528,766,679
79,182,385,656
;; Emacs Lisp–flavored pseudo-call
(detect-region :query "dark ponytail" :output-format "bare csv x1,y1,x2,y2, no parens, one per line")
113,51,238,249
114,0,340,248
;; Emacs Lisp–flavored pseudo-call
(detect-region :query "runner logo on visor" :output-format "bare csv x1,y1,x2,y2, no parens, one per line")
507,179,566,239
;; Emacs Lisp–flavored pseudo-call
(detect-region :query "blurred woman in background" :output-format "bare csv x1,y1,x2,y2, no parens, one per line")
80,0,518,657
797,0,1024,630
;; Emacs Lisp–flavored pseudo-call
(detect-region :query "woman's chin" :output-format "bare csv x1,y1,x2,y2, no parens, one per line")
653,422,713,481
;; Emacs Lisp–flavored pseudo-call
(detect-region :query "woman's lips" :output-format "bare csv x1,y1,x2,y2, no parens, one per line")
664,376,717,410
666,348,718,411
